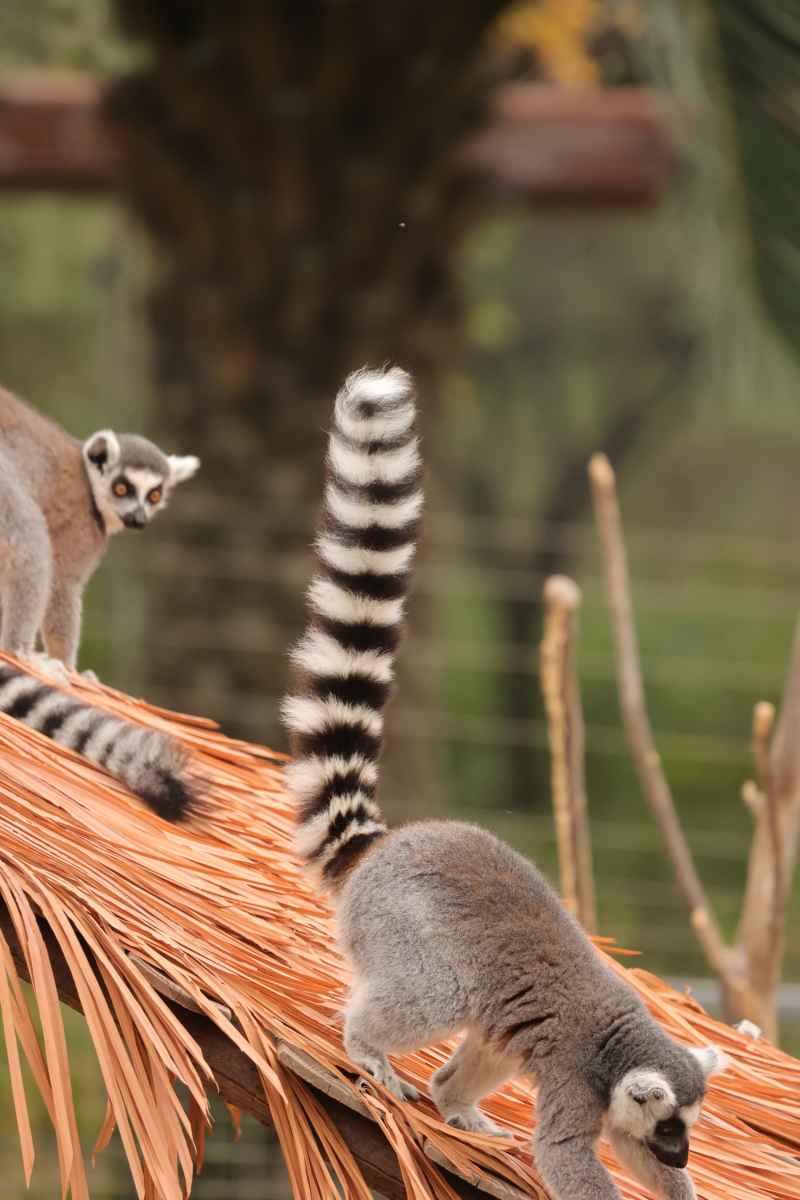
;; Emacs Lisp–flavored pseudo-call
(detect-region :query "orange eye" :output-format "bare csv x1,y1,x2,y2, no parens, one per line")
147,487,162,505
113,481,128,498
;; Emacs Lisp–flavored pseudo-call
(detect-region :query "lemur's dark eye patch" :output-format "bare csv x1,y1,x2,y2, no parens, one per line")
147,486,163,505
112,478,131,498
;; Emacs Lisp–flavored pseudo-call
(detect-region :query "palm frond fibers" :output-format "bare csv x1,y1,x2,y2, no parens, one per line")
0,658,797,1199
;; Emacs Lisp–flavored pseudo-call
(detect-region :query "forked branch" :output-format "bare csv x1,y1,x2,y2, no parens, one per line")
735,625,800,1039
588,454,754,1018
589,452,800,1037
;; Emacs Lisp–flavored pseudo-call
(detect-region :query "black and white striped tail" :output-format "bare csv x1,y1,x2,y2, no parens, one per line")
282,366,423,890
0,662,197,821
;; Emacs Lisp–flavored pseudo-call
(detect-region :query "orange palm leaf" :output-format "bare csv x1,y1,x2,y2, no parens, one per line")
0,655,798,1199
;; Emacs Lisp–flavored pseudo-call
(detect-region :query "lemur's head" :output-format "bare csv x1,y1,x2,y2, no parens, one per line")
82,430,200,534
609,1045,727,1168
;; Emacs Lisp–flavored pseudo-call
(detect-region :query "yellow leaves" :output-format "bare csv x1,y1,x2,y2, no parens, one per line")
492,0,602,86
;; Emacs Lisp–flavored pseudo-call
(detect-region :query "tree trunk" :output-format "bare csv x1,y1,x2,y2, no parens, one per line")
106,2,513,807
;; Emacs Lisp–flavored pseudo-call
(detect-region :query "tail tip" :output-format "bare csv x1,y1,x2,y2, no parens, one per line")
138,769,198,822
338,365,414,417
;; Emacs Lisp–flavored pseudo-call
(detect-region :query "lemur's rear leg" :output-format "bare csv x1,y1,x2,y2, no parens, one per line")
431,1030,515,1136
344,982,454,1102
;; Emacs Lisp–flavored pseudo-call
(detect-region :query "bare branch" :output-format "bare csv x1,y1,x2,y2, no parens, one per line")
588,454,739,994
752,703,783,965
740,779,764,817
540,575,596,931
752,701,775,797
736,624,800,1039
767,619,800,887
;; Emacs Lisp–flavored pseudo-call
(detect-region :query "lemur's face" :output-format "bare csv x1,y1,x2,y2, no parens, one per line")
82,430,199,534
609,1069,700,1167
608,1046,727,1169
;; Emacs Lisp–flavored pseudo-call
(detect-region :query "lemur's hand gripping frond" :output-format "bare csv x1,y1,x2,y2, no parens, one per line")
282,367,423,889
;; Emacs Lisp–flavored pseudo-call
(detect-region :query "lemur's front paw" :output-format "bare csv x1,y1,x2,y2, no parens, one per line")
352,1054,421,1102
21,653,71,685
81,669,100,684
372,1069,420,1102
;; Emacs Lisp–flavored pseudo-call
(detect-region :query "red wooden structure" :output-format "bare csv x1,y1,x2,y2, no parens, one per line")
0,72,676,203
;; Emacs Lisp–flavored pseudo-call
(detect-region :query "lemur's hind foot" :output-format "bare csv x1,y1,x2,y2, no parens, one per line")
445,1110,511,1138
19,651,71,685
344,1031,420,1102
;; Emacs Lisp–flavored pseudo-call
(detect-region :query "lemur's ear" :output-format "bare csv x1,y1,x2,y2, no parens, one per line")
690,1045,729,1079
83,430,121,472
167,454,200,485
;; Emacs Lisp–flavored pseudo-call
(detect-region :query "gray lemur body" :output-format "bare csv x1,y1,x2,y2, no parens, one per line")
0,383,198,671
283,367,725,1200
0,384,200,820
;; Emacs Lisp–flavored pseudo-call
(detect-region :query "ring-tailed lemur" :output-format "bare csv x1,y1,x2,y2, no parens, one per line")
283,367,726,1200
0,660,196,820
0,383,199,675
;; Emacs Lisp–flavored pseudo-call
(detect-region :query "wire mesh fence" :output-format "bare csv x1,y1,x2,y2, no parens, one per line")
98,499,800,1007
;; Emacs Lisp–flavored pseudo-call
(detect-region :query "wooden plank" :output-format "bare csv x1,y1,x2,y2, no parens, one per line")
276,1040,375,1120
0,72,116,191
424,1142,532,1200
456,83,676,204
0,72,675,202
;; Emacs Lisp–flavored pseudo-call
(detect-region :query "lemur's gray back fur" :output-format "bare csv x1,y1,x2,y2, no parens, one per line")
0,661,196,820
283,367,726,1200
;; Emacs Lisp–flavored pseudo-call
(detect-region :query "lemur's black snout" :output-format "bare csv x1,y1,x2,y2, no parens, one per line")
123,509,147,529
647,1139,689,1169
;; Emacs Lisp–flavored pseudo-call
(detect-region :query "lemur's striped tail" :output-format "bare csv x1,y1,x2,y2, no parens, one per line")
0,662,197,820
282,367,423,890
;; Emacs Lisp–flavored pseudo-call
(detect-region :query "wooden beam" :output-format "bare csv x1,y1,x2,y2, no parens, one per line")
456,84,676,204
0,903,485,1200
0,73,116,191
0,72,675,203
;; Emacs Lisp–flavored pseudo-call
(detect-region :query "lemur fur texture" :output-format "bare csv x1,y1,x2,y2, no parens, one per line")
0,660,196,820
282,366,726,1200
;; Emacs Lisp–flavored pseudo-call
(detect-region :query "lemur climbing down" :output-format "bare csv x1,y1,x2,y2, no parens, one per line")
282,366,726,1200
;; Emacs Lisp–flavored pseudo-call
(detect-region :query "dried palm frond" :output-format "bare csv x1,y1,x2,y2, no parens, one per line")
0,654,798,1200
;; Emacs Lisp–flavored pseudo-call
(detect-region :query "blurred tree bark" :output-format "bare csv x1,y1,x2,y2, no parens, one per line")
713,1,800,353
106,2,514,805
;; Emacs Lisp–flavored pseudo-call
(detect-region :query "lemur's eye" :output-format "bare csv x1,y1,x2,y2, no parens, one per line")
113,480,129,498
147,487,162,505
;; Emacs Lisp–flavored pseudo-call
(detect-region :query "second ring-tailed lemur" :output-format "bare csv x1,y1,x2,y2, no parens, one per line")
0,383,200,820
0,383,199,675
283,367,726,1200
